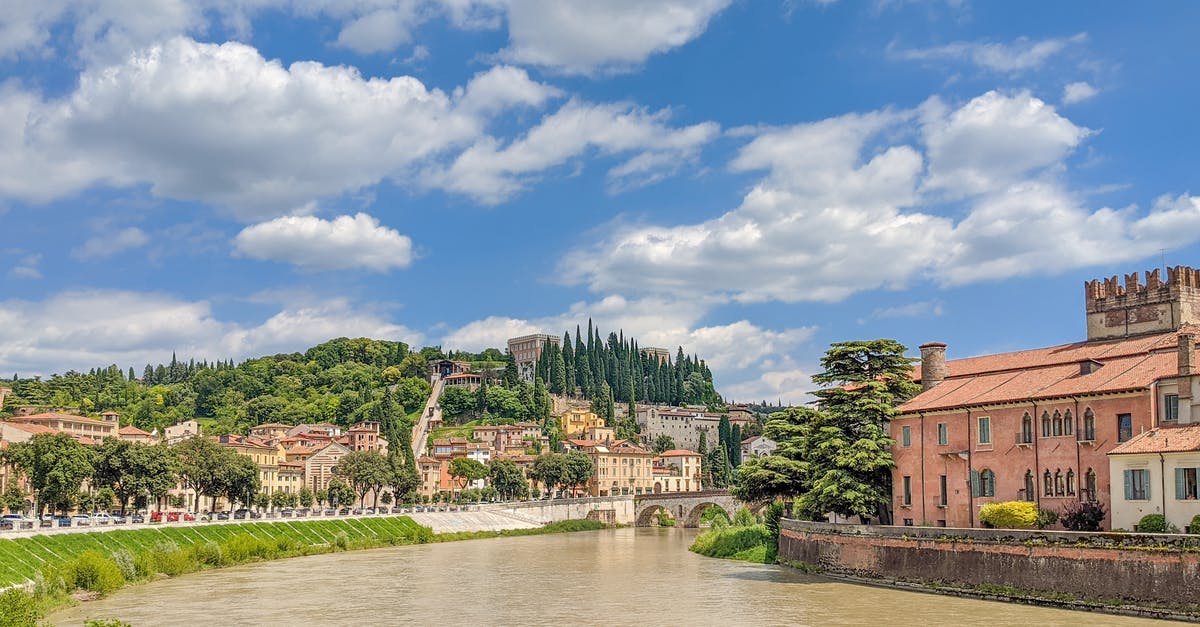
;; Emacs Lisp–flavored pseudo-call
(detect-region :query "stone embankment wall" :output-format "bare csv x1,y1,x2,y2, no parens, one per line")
779,520,1200,611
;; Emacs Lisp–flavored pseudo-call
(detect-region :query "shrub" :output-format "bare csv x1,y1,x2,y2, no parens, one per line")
333,532,349,551
111,549,137,581
63,550,125,596
689,524,772,562
1190,514,1200,534
195,541,224,567
700,505,730,526
0,589,42,627
84,620,132,627
762,501,785,564
733,506,756,527
1136,513,1174,533
978,501,1038,529
149,541,190,576
1035,508,1059,529
1061,500,1106,532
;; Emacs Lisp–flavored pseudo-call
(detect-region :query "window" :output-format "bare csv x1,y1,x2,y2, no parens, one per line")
972,469,995,497
1066,469,1076,496
1085,468,1097,500
901,425,911,448
1124,468,1150,501
977,416,991,445
1118,414,1133,442
1052,411,1063,436
1176,467,1199,500
903,518,914,526
1064,410,1074,436
1042,412,1051,438
1024,470,1035,501
902,476,912,506
1082,409,1096,441
1055,470,1065,496
939,474,948,506
937,423,948,446
1165,394,1180,423
1044,470,1054,497
1021,413,1033,444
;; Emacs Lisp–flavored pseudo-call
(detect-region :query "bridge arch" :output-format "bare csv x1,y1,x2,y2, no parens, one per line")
636,504,668,526
633,491,740,527
684,502,728,528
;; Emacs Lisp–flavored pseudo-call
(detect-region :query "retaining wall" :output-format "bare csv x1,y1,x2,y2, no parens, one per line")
779,520,1200,612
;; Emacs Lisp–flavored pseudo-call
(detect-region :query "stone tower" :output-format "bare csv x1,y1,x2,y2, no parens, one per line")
1084,266,1200,341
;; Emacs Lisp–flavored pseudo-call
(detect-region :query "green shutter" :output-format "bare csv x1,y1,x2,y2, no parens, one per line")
1144,470,1152,501
1124,470,1133,500
902,426,911,447
970,470,981,497
1177,468,1187,500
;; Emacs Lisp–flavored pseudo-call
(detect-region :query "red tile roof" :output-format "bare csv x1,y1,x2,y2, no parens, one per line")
899,327,1195,413
656,449,701,457
1109,424,1200,455
118,425,152,436
12,412,109,425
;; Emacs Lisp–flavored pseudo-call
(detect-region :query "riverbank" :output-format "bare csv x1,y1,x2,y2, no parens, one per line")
1,516,605,625
687,523,773,563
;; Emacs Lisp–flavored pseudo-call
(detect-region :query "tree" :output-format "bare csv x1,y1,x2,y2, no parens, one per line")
334,451,392,507
388,457,420,504
94,440,180,514
219,454,261,511
448,457,488,490
652,435,676,454
795,340,918,523
398,353,428,379
2,485,27,514
315,488,329,507
298,486,315,509
707,446,731,489
2,433,95,514
270,490,293,511
530,453,565,497
175,437,236,513
327,479,354,508
729,424,742,468
562,451,594,496
489,459,529,501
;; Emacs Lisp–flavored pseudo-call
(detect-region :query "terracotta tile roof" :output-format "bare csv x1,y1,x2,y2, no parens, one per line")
118,425,152,436
1109,424,1200,455
12,412,109,425
2,421,62,436
899,328,1195,413
656,449,701,457
251,423,292,430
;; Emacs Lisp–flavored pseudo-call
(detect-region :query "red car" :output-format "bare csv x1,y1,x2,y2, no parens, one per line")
150,511,195,522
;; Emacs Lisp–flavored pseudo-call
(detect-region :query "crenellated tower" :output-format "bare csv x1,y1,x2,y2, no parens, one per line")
1085,266,1200,341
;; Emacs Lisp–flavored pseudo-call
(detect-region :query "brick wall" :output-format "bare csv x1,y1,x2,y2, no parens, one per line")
779,520,1200,608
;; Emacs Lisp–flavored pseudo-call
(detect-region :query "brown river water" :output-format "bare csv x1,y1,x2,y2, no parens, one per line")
51,528,1174,626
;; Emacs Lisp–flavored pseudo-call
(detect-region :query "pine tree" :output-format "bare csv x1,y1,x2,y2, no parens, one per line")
561,332,575,397
503,351,519,387
730,423,742,467
551,348,567,395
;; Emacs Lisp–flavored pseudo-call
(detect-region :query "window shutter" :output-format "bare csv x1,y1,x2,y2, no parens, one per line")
1144,471,1152,501
1123,470,1132,501
1177,468,1188,500
970,470,981,497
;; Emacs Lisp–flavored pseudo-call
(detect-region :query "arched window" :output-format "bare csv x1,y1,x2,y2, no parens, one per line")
1042,411,1052,437
1085,468,1097,500
1052,410,1063,436
1024,470,1035,501
980,469,995,497
1055,470,1065,496
1021,413,1033,444
1082,409,1096,441
1064,410,1074,436
1044,470,1054,497
1066,469,1076,496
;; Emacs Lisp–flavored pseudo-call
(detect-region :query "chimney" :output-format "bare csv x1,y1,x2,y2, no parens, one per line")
919,342,949,391
1180,333,1195,401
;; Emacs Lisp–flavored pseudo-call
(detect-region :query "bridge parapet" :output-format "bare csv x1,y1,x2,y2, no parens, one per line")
633,491,741,527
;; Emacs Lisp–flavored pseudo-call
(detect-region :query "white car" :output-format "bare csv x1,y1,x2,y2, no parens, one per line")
70,514,91,526
90,513,112,525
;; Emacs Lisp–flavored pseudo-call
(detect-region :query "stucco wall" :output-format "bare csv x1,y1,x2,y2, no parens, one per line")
1109,452,1200,531
779,520,1200,609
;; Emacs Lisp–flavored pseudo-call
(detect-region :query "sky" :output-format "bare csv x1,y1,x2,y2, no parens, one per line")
2,1,1200,404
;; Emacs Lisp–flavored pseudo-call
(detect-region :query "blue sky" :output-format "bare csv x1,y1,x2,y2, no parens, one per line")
3,1,1199,404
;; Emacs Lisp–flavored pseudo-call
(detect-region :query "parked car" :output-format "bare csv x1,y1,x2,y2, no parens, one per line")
1,515,35,530
71,514,91,526
212,511,230,521
150,511,164,522
91,513,113,525
338,507,350,515
131,512,145,524
279,508,294,518
295,508,310,518
322,507,336,516
108,512,127,524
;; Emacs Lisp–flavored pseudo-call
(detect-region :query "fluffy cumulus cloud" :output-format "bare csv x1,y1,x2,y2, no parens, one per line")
0,39,711,217
0,290,420,375
431,99,719,203
563,90,1200,303
498,0,731,75
891,32,1087,73
233,213,413,272
72,227,150,260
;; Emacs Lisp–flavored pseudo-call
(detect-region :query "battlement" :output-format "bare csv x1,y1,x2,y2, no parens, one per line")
1085,266,1200,340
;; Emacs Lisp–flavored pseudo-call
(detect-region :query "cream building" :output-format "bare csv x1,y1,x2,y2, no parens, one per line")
580,439,655,496
1108,424,1200,530
8,412,117,442
652,450,704,493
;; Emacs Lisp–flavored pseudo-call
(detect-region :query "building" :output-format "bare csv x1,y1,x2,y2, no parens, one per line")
741,435,776,459
575,439,655,496
347,421,387,453
429,359,471,380
727,404,755,424
1108,425,1200,531
7,412,117,441
305,442,351,493
582,426,616,443
218,434,295,496
507,334,561,382
443,373,483,389
636,408,750,452
642,347,671,365
893,266,1200,529
248,423,292,442
559,408,606,438
118,425,156,443
652,450,704,493
164,420,200,445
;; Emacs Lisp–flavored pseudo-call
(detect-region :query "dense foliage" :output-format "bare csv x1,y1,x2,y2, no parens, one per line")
1060,500,1107,532
979,501,1039,529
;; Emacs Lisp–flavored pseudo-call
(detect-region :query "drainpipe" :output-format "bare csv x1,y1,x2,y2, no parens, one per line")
1031,402,1039,507
919,412,926,525
966,408,973,528
1073,397,1082,502
1160,453,1168,521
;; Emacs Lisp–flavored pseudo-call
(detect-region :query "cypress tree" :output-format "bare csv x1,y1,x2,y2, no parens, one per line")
551,348,567,395
561,332,575,396
730,423,742,467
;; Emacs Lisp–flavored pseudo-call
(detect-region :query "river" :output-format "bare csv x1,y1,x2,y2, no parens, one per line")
51,528,1173,626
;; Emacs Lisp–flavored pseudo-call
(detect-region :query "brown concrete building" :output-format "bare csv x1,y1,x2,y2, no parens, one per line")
894,266,1200,529
507,333,561,382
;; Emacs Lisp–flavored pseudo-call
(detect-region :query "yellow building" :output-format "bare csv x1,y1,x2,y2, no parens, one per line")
218,434,299,496
652,450,704,493
559,408,606,438
573,439,655,496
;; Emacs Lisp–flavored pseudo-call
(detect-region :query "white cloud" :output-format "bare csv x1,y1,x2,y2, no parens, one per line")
891,32,1087,73
455,64,563,115
7,254,42,280
73,227,150,260
1062,81,1098,105
722,366,815,406
432,99,719,203
861,300,944,323
562,90,1200,303
233,213,413,272
498,0,731,75
0,289,421,375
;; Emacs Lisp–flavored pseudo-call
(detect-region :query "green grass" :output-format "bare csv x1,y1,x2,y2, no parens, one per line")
431,420,480,440
688,524,774,564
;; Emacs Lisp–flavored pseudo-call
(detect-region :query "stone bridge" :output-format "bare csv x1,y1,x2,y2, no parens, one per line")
633,491,740,527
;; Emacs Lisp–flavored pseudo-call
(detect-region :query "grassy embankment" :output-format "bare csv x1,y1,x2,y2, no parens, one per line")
688,524,774,563
0,516,605,623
